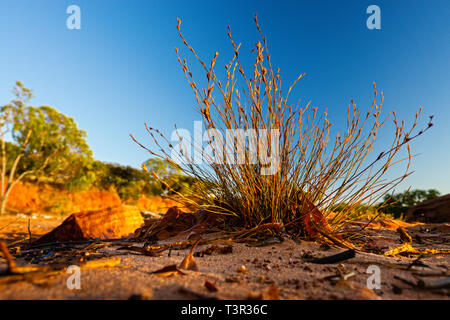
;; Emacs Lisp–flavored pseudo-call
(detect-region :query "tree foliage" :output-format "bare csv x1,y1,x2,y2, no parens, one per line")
0,81,94,213
378,189,441,218
0,82,200,214
92,158,196,201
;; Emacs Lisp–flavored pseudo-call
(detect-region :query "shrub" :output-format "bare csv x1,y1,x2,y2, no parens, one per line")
0,81,95,214
377,189,440,219
132,15,432,245
92,159,195,201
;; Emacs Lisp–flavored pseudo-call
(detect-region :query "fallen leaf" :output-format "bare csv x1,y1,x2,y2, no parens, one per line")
397,227,412,244
385,243,450,256
179,239,200,271
116,245,165,256
151,264,186,277
82,258,122,269
136,207,219,241
308,249,356,264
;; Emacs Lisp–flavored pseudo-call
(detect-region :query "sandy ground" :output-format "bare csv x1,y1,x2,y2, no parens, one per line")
0,214,449,300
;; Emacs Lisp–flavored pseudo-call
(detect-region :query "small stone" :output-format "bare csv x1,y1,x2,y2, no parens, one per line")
237,265,247,273
225,276,240,283
392,285,403,294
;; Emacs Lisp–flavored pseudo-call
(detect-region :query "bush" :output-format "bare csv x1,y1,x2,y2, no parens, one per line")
378,189,440,219
133,16,432,244
92,158,195,201
1,81,95,213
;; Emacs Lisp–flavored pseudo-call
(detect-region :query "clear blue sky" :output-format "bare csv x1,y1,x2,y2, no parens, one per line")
0,0,449,194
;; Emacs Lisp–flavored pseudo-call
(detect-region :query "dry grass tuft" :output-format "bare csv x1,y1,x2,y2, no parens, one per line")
131,15,432,246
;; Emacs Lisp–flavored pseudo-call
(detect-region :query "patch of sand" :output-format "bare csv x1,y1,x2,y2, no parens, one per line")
0,215,448,300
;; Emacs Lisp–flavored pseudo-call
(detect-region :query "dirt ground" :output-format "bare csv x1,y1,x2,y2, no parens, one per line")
0,214,449,300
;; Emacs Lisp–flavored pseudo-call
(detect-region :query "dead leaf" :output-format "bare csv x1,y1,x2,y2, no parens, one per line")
384,243,450,256
116,244,166,256
308,249,356,264
397,227,412,244
136,207,219,241
151,264,185,277
179,239,200,271
82,258,122,269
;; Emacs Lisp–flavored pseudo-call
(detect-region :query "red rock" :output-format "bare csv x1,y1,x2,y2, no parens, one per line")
406,194,450,223
35,205,144,243
134,206,219,240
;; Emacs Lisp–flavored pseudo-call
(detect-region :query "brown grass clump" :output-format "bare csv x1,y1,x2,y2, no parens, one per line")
131,15,432,246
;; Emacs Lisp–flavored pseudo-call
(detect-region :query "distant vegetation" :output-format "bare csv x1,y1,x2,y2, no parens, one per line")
0,81,94,214
0,82,194,214
331,189,441,220
377,189,441,219
92,158,195,202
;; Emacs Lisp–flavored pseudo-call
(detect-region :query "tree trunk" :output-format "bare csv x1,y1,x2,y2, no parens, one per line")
0,195,6,215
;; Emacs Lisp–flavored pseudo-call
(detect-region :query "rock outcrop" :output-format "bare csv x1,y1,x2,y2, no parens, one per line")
35,205,144,244
134,206,220,241
405,194,450,222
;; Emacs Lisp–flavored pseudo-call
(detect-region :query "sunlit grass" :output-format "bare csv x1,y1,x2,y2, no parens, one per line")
132,15,432,246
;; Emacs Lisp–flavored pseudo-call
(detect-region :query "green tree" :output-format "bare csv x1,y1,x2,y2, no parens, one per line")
91,158,196,201
0,81,94,214
142,158,197,195
378,189,441,218
92,161,154,200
